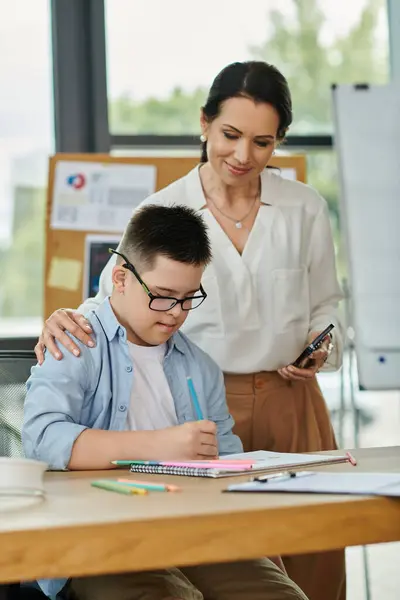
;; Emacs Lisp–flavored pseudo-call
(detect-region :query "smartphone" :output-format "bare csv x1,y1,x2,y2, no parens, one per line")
292,324,335,368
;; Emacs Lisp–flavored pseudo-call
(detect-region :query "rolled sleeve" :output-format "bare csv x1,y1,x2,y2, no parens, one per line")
22,344,91,470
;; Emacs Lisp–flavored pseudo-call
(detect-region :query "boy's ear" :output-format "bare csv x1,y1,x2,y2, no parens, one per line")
112,265,126,294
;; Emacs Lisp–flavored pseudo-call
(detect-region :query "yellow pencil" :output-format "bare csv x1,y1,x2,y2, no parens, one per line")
91,479,148,495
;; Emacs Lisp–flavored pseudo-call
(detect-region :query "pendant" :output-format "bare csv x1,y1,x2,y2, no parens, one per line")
235,222,243,229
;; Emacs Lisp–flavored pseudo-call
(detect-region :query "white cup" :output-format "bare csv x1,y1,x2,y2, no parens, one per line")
0,457,48,497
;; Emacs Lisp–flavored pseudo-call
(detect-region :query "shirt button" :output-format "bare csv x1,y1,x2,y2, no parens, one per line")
118,405,127,412
125,365,132,372
118,330,124,337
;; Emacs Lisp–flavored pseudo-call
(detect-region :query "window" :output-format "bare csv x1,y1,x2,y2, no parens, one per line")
105,0,389,136
0,0,54,337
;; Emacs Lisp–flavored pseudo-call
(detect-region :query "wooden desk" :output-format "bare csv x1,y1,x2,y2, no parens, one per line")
1,447,399,584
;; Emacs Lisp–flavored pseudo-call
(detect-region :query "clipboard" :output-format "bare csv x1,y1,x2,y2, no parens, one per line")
225,472,400,497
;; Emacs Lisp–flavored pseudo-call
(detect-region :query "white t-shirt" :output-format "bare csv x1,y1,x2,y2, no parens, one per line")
80,166,344,374
126,341,178,431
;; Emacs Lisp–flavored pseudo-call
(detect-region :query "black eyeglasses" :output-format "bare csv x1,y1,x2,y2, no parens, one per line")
110,249,207,312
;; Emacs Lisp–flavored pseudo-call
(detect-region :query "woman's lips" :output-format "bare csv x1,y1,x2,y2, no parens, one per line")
225,162,252,176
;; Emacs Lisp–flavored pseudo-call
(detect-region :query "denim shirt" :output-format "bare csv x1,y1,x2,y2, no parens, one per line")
22,297,242,598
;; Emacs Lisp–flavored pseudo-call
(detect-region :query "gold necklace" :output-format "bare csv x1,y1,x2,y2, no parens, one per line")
206,188,259,229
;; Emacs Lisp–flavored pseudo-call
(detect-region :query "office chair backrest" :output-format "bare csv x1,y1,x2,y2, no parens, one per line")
0,350,37,458
0,350,48,597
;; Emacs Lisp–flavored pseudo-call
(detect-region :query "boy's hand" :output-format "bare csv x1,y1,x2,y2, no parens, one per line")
158,421,218,460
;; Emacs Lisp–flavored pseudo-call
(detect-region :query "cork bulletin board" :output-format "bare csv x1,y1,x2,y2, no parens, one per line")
44,153,306,318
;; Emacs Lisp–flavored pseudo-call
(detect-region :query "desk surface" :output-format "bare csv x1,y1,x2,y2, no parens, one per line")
1,446,400,584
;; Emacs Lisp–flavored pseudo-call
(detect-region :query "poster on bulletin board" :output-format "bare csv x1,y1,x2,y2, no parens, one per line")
51,161,157,232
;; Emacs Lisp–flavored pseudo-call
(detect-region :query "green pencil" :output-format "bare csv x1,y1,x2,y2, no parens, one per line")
91,479,148,495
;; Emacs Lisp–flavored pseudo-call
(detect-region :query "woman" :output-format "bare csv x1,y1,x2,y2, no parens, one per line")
36,61,345,600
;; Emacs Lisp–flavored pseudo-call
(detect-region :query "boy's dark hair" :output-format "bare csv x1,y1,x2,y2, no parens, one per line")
118,204,212,270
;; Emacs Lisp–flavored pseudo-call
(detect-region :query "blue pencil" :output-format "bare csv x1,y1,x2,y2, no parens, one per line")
187,376,204,420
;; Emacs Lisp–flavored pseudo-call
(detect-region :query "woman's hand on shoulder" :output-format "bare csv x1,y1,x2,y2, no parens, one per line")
35,309,95,365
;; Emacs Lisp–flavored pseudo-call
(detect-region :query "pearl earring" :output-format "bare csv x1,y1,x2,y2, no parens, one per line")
200,134,207,143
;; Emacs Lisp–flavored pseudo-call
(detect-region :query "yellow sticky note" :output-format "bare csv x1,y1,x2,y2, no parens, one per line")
47,257,82,291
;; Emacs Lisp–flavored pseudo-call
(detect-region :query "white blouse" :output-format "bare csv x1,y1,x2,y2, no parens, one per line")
79,166,344,374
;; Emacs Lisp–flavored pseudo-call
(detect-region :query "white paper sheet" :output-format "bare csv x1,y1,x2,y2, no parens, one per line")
226,472,400,497
51,161,157,232
224,450,348,470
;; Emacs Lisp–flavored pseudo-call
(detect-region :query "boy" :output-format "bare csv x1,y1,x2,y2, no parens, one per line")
23,205,308,600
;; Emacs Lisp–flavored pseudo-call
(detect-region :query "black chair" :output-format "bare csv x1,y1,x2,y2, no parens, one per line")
0,350,48,599
0,351,37,458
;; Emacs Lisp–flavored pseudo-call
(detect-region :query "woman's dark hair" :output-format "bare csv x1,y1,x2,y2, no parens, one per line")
200,61,292,163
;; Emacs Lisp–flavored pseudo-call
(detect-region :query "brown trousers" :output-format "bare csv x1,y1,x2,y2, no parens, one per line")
224,371,346,600
68,559,308,600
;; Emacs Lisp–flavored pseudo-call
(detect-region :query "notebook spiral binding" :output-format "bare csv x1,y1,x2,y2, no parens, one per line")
129,464,218,478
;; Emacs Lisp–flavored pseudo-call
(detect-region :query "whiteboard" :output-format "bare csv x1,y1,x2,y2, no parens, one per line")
332,84,400,390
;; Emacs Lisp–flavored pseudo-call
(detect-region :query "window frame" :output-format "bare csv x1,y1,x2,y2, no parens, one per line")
52,0,394,154
110,134,333,150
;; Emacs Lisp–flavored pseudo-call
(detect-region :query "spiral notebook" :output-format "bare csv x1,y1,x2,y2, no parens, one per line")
124,451,351,479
